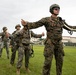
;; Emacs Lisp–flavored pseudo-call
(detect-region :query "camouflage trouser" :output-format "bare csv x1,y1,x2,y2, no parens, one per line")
10,44,19,65
42,39,64,75
0,41,9,58
17,45,30,69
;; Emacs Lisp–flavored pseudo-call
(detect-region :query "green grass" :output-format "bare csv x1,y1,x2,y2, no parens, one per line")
0,45,76,75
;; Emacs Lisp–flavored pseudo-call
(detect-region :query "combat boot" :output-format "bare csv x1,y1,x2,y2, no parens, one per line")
16,69,20,75
25,68,31,73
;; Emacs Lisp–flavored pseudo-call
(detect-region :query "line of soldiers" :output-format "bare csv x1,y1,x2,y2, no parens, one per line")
0,24,44,75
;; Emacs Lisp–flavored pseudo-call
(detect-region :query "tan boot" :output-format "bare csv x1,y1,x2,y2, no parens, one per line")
25,68,31,73
16,69,20,75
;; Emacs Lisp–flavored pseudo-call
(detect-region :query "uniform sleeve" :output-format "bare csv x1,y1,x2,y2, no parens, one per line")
27,18,47,29
13,31,20,38
63,21,76,31
31,31,42,38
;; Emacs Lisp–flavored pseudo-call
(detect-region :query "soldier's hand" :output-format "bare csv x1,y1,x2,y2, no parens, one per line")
5,31,10,38
42,32,45,36
21,19,27,26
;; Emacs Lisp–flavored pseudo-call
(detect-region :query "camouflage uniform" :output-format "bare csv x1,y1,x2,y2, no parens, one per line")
10,30,20,65
10,24,21,65
25,16,76,75
14,28,43,69
0,27,9,59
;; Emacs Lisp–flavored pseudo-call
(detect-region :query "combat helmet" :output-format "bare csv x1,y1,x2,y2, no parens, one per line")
3,27,7,31
15,24,21,29
49,4,60,14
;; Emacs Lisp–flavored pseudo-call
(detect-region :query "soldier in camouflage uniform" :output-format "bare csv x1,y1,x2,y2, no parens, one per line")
0,27,10,59
14,25,44,75
10,24,21,65
21,4,76,75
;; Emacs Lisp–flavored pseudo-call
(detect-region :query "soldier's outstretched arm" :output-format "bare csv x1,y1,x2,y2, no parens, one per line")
21,19,27,27
31,31,45,38
21,18,46,29
63,20,76,32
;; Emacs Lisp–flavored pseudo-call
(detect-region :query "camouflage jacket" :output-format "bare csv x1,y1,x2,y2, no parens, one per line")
13,28,42,46
0,32,9,42
10,30,20,45
27,16,76,41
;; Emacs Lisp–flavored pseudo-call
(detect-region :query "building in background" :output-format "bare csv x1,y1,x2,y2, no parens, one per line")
31,36,76,46
62,36,76,46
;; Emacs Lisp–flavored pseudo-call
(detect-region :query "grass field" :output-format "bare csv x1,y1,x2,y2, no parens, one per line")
0,45,76,75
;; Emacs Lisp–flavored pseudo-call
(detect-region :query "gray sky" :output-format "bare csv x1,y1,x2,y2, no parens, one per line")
0,0,76,38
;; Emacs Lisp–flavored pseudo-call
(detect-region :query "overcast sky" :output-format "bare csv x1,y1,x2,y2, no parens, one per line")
0,0,76,38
